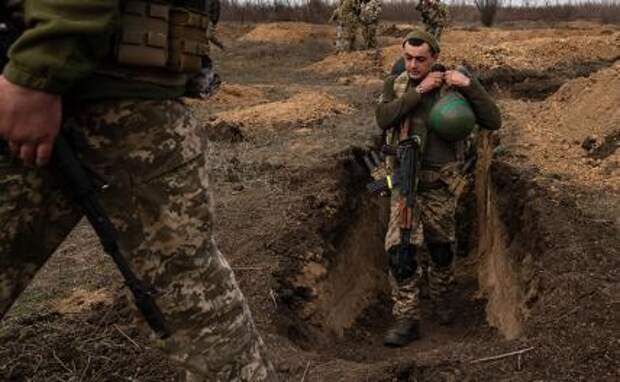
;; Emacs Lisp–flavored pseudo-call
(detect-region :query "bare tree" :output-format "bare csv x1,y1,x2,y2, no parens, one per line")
474,0,501,27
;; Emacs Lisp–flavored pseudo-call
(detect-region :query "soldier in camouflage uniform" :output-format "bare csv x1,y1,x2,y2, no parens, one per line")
416,0,449,40
359,0,382,50
0,0,277,380
330,0,361,52
376,29,501,347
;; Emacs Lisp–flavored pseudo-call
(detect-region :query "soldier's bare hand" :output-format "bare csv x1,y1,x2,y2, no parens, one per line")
444,70,471,88
0,76,62,167
417,72,444,94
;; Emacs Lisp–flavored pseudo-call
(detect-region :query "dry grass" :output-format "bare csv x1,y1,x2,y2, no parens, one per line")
220,0,620,25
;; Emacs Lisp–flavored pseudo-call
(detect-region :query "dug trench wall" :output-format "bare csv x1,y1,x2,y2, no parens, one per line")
274,134,549,346
273,150,392,345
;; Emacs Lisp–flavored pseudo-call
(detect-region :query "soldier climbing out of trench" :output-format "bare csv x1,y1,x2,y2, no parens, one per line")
374,29,502,347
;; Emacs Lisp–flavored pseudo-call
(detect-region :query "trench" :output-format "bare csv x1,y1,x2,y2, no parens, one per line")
478,58,619,100
276,132,541,348
279,130,552,350
272,56,617,359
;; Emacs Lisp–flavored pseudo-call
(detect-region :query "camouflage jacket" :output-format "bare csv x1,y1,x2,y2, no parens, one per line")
330,0,361,24
375,70,501,166
2,0,189,100
359,0,382,25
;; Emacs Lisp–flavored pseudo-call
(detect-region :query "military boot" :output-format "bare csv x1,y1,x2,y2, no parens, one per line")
383,318,420,347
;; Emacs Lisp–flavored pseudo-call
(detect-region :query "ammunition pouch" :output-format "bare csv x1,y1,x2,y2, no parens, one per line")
439,164,469,198
114,1,210,74
417,163,469,197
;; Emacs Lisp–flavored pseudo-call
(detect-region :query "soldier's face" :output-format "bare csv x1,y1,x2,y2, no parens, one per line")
403,42,436,80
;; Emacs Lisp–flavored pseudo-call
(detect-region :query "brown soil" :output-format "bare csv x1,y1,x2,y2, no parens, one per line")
214,90,353,129
1,21,619,382
239,22,335,44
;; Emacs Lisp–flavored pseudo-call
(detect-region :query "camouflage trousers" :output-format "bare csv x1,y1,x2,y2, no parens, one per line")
385,167,463,320
0,99,277,382
335,19,358,52
361,22,378,49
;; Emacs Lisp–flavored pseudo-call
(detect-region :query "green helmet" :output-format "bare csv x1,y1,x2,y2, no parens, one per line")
429,92,476,142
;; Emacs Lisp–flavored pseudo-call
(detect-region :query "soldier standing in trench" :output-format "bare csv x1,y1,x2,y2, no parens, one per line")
0,0,278,380
376,29,501,346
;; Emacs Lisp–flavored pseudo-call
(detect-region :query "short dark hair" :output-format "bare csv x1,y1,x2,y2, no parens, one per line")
402,38,437,55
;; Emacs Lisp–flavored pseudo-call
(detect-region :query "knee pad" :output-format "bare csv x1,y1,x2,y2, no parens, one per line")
388,245,417,282
428,242,454,268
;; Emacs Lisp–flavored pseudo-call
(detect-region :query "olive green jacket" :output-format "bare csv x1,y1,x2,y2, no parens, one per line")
3,0,185,99
375,72,501,165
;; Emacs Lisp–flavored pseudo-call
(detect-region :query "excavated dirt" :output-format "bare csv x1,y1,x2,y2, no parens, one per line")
1,21,619,382
239,22,334,44
214,90,353,129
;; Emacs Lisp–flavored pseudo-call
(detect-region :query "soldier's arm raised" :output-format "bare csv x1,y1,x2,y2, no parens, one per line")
375,75,422,130
457,76,502,131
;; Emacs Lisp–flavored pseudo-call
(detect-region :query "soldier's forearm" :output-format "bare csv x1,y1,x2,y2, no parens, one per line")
376,89,422,130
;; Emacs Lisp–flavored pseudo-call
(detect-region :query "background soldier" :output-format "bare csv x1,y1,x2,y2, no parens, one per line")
359,0,382,50
416,0,449,40
375,29,501,347
330,0,361,52
0,0,277,380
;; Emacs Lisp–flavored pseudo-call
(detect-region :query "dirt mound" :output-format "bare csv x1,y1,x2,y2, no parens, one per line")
215,91,353,128
304,50,384,76
380,45,402,72
508,63,620,191
379,23,415,38
466,34,620,71
381,32,620,74
239,22,334,44
210,83,269,106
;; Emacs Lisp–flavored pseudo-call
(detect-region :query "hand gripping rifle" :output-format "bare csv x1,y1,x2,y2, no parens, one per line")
1,7,170,338
365,135,421,281
391,136,421,281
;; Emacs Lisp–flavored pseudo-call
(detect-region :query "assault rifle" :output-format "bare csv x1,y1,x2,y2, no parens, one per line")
0,8,170,338
390,137,421,280
364,136,421,281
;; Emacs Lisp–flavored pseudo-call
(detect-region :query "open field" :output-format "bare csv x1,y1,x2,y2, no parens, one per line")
1,21,619,381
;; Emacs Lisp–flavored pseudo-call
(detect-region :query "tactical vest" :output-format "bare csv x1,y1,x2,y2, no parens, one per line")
97,0,213,86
